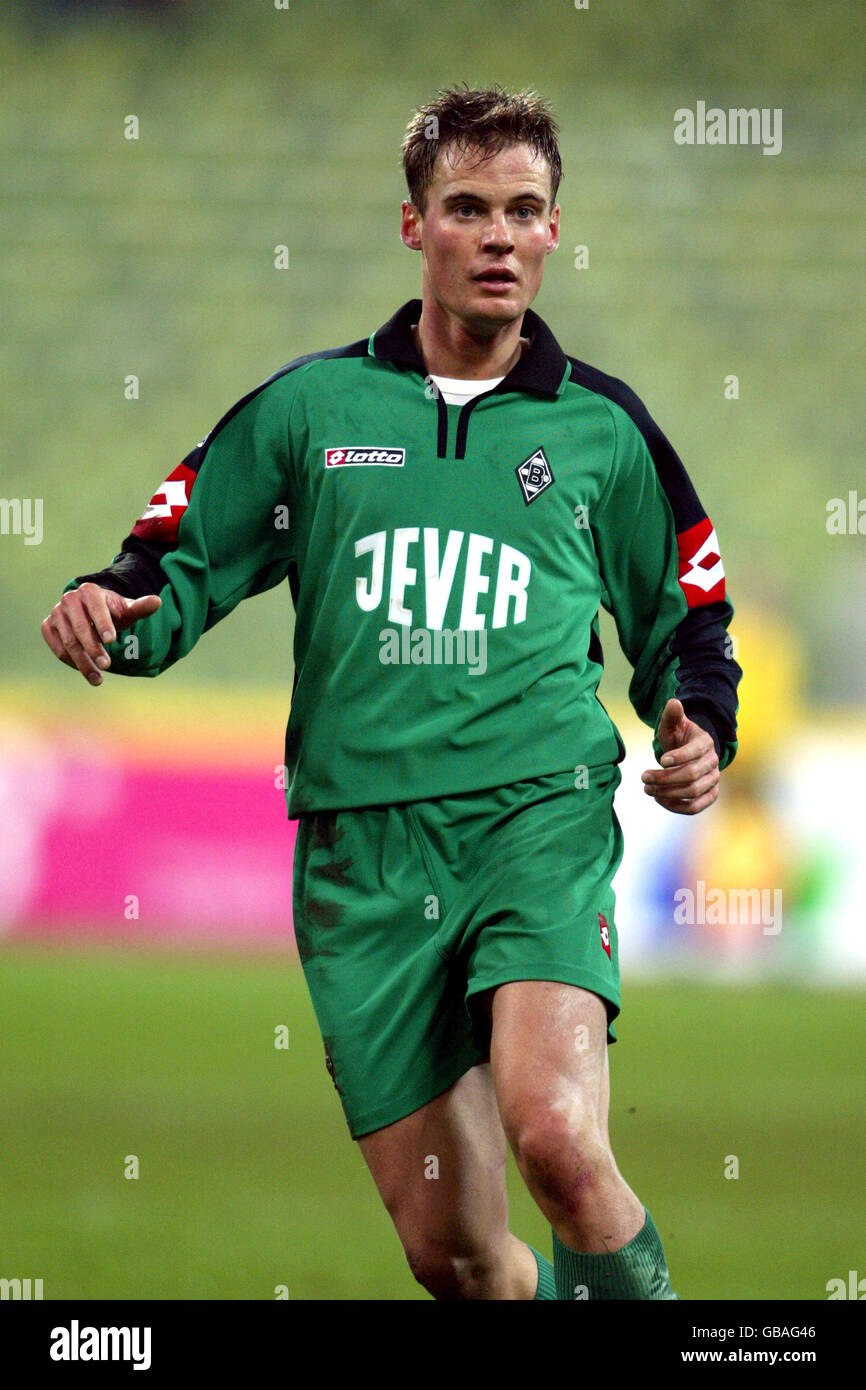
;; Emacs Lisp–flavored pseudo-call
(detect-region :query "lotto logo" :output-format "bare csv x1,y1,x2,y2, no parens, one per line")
325,447,405,467
140,480,187,519
677,517,725,605
599,912,611,959
131,456,198,544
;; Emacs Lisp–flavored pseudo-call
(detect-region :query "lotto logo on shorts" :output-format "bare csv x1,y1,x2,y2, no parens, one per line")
598,912,611,959
325,447,406,467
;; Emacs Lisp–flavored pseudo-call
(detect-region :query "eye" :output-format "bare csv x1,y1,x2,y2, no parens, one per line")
455,205,477,217
515,206,536,219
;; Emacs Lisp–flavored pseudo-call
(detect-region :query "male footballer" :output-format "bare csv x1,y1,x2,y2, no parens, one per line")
42,86,741,1300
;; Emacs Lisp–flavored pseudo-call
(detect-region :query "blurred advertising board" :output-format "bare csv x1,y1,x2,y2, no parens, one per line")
1,680,862,980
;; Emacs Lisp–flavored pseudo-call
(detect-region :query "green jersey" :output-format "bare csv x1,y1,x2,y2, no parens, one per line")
68,298,741,816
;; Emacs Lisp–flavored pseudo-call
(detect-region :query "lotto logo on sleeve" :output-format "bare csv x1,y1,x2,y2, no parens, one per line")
676,517,725,606
325,447,406,467
131,453,199,544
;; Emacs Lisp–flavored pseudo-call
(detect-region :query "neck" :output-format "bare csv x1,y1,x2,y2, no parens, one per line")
413,296,527,379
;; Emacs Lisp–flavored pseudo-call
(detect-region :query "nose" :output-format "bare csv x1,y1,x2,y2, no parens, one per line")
480,213,513,250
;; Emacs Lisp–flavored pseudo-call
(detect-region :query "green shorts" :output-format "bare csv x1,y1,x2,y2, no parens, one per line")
291,765,624,1139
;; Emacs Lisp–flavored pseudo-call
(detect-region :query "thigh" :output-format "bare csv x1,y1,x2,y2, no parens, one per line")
357,1062,512,1257
487,981,612,1143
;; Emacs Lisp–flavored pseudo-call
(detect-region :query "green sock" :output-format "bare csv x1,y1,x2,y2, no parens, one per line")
553,1208,679,1300
528,1244,558,1300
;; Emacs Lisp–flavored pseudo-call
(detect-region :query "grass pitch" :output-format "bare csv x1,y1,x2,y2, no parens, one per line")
0,944,862,1300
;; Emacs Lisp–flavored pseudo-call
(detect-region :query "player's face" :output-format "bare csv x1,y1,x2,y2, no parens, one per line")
401,142,560,332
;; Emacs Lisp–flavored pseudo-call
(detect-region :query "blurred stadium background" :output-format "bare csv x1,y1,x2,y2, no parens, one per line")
1,0,864,1299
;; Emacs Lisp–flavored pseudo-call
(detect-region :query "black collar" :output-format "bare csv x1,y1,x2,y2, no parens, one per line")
369,298,569,396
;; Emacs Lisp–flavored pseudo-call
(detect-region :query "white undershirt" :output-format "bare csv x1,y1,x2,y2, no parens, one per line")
428,374,504,407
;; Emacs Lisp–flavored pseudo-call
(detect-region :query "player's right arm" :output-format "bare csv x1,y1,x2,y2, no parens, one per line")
41,371,299,686
41,585,162,686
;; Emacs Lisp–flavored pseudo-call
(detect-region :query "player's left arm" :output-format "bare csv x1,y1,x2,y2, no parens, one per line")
591,395,742,816
641,695,720,815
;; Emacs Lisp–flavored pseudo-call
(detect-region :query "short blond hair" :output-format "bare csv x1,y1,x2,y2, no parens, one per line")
402,84,562,213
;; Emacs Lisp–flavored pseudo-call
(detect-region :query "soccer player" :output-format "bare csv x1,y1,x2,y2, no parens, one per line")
42,86,741,1300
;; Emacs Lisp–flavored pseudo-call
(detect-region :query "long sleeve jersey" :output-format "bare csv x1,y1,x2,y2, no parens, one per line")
67,298,742,817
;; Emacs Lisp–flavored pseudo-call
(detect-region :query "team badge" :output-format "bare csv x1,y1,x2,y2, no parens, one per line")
599,912,612,959
516,447,554,504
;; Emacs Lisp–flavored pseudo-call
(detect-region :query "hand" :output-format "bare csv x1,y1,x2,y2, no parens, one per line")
641,697,719,815
41,583,161,687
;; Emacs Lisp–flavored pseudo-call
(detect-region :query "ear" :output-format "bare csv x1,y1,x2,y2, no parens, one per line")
545,203,560,255
401,199,423,251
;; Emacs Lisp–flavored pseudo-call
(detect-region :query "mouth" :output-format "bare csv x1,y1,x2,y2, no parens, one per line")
473,268,517,291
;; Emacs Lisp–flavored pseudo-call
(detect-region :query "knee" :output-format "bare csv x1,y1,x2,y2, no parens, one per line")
509,1106,612,1215
403,1240,499,1300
